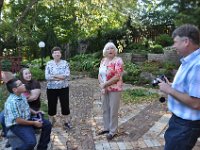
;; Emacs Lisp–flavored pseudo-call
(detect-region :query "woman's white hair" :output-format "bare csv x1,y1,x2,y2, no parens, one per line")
102,42,118,57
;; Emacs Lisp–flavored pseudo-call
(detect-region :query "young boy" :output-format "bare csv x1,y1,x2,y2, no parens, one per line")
4,78,52,150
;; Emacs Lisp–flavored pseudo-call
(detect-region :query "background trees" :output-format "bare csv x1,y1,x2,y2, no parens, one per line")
0,0,199,60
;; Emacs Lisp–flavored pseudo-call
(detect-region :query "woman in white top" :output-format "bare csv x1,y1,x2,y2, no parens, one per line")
45,46,71,129
98,42,124,140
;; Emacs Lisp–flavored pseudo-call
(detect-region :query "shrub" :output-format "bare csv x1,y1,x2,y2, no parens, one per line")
141,61,162,73
22,56,51,69
123,62,141,84
155,34,173,47
30,67,45,81
70,54,100,74
149,44,163,54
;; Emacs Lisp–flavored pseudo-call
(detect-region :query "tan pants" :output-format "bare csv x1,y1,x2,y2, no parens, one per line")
102,91,121,135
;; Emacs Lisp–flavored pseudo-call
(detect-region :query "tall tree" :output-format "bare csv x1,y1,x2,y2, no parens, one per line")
158,0,200,27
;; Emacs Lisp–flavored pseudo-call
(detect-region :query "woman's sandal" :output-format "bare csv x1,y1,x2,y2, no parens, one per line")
97,130,109,135
106,133,116,140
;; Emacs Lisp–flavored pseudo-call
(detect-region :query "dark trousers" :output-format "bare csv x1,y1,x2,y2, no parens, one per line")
47,87,70,116
164,114,200,150
10,119,52,150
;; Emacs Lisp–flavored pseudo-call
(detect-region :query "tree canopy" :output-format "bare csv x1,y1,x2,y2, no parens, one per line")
0,0,199,59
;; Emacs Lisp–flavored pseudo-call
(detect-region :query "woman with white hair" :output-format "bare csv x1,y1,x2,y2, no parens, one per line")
98,41,124,140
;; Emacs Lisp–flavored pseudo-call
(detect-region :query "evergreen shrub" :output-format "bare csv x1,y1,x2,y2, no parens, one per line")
155,34,173,47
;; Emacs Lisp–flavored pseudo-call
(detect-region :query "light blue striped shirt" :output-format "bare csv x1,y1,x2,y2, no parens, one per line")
4,94,31,127
168,48,200,120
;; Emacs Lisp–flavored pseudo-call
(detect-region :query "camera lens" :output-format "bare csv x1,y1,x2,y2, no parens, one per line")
159,97,166,103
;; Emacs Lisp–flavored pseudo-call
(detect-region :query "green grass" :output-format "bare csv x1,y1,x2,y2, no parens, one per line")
122,88,159,104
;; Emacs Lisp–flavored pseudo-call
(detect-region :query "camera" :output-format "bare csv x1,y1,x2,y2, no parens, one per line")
152,75,167,103
31,112,43,122
152,75,166,87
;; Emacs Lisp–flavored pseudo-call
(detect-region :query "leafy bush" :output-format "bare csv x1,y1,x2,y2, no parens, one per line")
141,61,162,73
22,56,51,69
162,61,177,70
29,67,45,81
149,44,163,54
155,34,173,47
70,54,100,78
123,62,141,84
161,61,178,81
86,28,126,53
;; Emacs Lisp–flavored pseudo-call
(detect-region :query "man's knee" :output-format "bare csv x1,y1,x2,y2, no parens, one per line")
42,119,52,130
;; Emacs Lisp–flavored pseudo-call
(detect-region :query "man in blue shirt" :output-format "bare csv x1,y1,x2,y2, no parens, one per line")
158,24,200,150
4,78,52,150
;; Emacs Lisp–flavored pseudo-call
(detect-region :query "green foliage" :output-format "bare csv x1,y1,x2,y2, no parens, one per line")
123,62,141,84
122,88,159,104
158,0,200,27
0,0,137,59
1,59,12,71
125,41,149,54
140,60,178,83
30,67,45,81
162,61,177,70
22,57,51,68
160,61,178,80
155,34,173,47
149,44,163,54
86,28,126,53
141,61,162,73
70,54,100,78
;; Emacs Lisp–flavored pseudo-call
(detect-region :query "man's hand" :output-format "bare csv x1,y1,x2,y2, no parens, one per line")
158,81,173,95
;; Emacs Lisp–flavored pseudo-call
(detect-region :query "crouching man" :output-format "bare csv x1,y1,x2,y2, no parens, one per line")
4,78,52,150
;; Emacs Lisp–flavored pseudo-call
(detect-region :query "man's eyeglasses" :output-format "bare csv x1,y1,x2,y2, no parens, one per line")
16,82,23,87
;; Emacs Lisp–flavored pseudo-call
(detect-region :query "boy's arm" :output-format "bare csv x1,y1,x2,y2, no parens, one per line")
16,118,42,128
